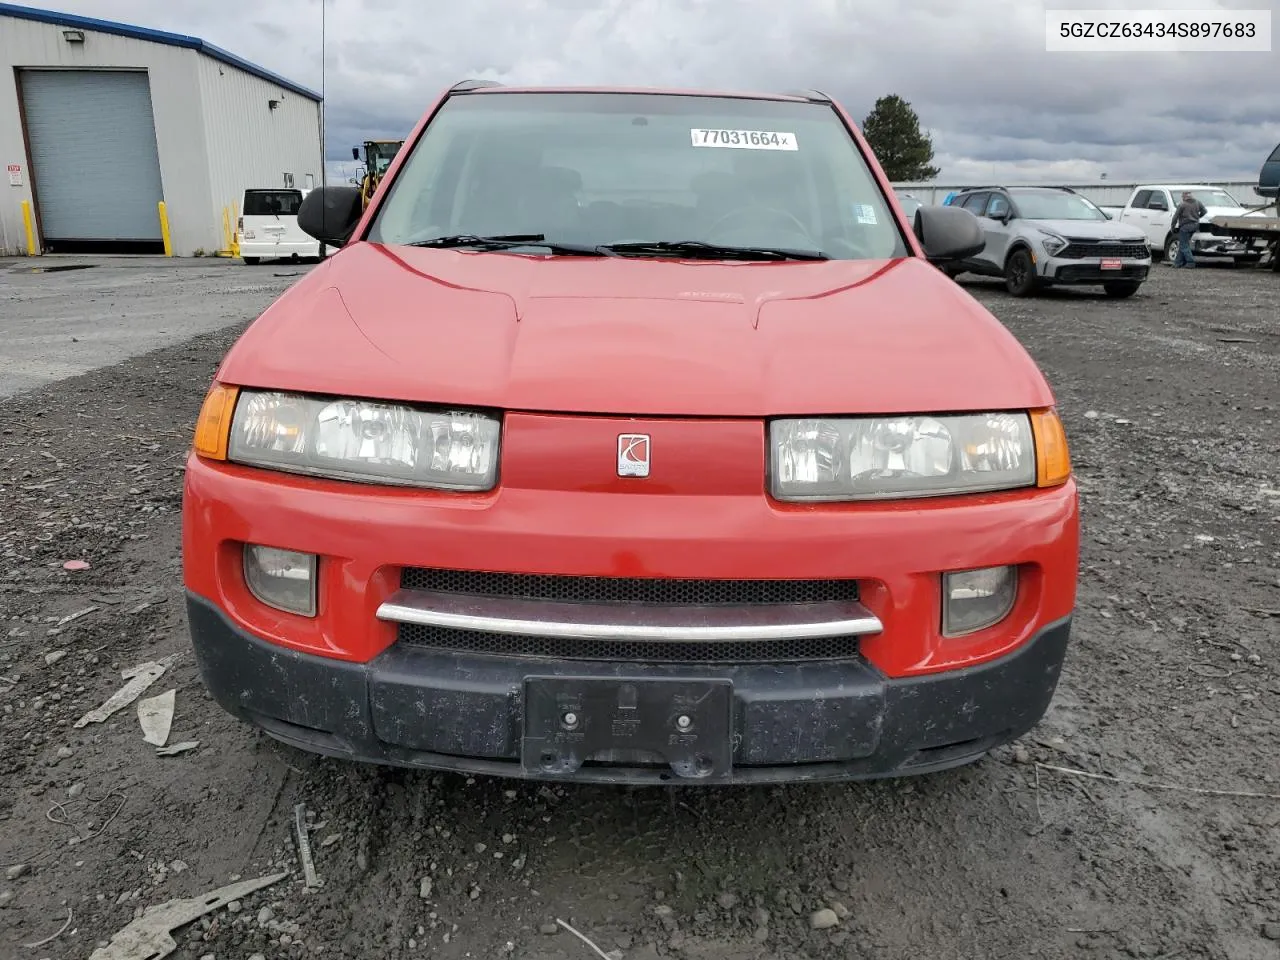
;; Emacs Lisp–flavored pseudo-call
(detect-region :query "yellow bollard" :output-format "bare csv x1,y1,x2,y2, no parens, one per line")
231,201,240,257
158,201,173,256
21,199,36,255
221,206,233,253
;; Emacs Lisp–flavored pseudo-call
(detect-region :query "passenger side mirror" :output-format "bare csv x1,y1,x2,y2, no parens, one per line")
913,205,986,262
297,186,364,247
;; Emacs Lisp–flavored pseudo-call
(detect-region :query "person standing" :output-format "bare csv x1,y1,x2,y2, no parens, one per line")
1170,191,1207,268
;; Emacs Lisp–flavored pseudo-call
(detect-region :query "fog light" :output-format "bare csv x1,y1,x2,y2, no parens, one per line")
942,566,1016,636
243,545,317,616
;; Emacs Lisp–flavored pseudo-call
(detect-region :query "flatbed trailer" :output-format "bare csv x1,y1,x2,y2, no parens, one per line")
1208,202,1280,272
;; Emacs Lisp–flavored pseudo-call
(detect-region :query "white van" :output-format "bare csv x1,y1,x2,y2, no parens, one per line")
238,188,321,264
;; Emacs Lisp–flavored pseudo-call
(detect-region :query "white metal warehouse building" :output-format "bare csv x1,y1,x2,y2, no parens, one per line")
0,2,322,256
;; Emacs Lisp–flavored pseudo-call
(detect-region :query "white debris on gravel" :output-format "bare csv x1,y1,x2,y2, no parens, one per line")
156,741,199,757
73,655,177,729
136,689,175,746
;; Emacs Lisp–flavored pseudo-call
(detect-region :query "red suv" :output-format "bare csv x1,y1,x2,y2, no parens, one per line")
183,81,1078,784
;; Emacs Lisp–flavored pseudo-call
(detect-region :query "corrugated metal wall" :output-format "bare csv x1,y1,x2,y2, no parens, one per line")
893,180,1272,209
0,13,321,256
0,15,211,255
196,55,321,250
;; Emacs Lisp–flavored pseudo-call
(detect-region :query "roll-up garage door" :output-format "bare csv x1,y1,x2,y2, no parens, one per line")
20,69,165,242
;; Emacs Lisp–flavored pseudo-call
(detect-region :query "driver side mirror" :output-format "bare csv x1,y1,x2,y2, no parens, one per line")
913,205,986,262
297,186,364,248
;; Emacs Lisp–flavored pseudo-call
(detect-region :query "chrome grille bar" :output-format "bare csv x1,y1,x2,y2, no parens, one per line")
376,589,883,643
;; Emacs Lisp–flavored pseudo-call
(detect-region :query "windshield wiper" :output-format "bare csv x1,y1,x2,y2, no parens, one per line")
598,240,828,261
406,234,605,255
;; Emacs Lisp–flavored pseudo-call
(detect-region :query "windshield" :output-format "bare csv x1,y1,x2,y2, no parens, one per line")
367,92,908,260
1185,189,1237,207
243,190,303,216
372,144,400,174
1010,191,1107,221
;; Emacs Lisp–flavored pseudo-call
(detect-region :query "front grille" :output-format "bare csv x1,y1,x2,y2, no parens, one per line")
395,567,863,664
399,567,858,605
396,623,861,664
1058,241,1149,259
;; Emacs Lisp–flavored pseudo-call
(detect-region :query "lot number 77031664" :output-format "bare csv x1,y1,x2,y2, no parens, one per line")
690,128,798,150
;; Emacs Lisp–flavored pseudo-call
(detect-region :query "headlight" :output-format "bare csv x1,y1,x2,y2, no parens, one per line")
227,390,500,490
769,413,1035,501
1038,231,1068,255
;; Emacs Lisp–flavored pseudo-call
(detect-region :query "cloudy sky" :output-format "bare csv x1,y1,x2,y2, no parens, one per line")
15,0,1280,186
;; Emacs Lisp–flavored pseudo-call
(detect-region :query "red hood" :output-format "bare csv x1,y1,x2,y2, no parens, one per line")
219,242,1053,416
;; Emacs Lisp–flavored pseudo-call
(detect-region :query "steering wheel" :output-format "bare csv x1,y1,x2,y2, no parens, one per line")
707,206,815,245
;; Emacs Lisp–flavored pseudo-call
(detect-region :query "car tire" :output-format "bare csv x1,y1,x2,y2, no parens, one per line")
1103,281,1141,298
1004,248,1037,297
242,257,260,265
1163,234,1179,263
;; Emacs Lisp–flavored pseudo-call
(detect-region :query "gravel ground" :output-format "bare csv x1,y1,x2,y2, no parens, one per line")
1,260,1278,960
0,256,314,397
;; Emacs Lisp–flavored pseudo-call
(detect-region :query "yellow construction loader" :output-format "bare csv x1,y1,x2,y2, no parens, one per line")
352,139,404,209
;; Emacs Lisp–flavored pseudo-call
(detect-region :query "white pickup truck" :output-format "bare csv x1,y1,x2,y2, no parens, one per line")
1109,184,1268,264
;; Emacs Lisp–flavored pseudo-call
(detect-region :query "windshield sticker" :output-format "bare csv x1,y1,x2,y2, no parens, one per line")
854,204,877,225
690,128,798,150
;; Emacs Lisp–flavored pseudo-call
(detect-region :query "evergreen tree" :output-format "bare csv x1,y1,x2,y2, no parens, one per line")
861,95,940,181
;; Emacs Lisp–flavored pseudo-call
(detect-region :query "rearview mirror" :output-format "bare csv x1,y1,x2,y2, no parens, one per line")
913,205,986,262
297,186,364,247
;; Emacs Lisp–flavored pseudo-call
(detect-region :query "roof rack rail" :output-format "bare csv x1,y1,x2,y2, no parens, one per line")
450,79,503,92
782,88,831,102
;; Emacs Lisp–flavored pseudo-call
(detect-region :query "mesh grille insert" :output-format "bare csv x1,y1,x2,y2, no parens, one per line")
399,568,858,605
396,623,862,664
1059,241,1149,259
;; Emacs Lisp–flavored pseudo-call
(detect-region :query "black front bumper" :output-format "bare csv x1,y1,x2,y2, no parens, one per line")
1048,263,1149,284
186,593,1071,785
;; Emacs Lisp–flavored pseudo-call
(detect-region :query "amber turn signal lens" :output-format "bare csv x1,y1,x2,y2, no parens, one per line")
1030,408,1070,487
193,383,239,461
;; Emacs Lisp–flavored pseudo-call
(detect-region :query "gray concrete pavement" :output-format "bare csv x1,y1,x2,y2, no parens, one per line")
0,255,315,397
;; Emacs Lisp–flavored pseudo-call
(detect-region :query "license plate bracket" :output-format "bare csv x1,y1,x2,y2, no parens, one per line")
521,677,733,780
1100,257,1122,270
